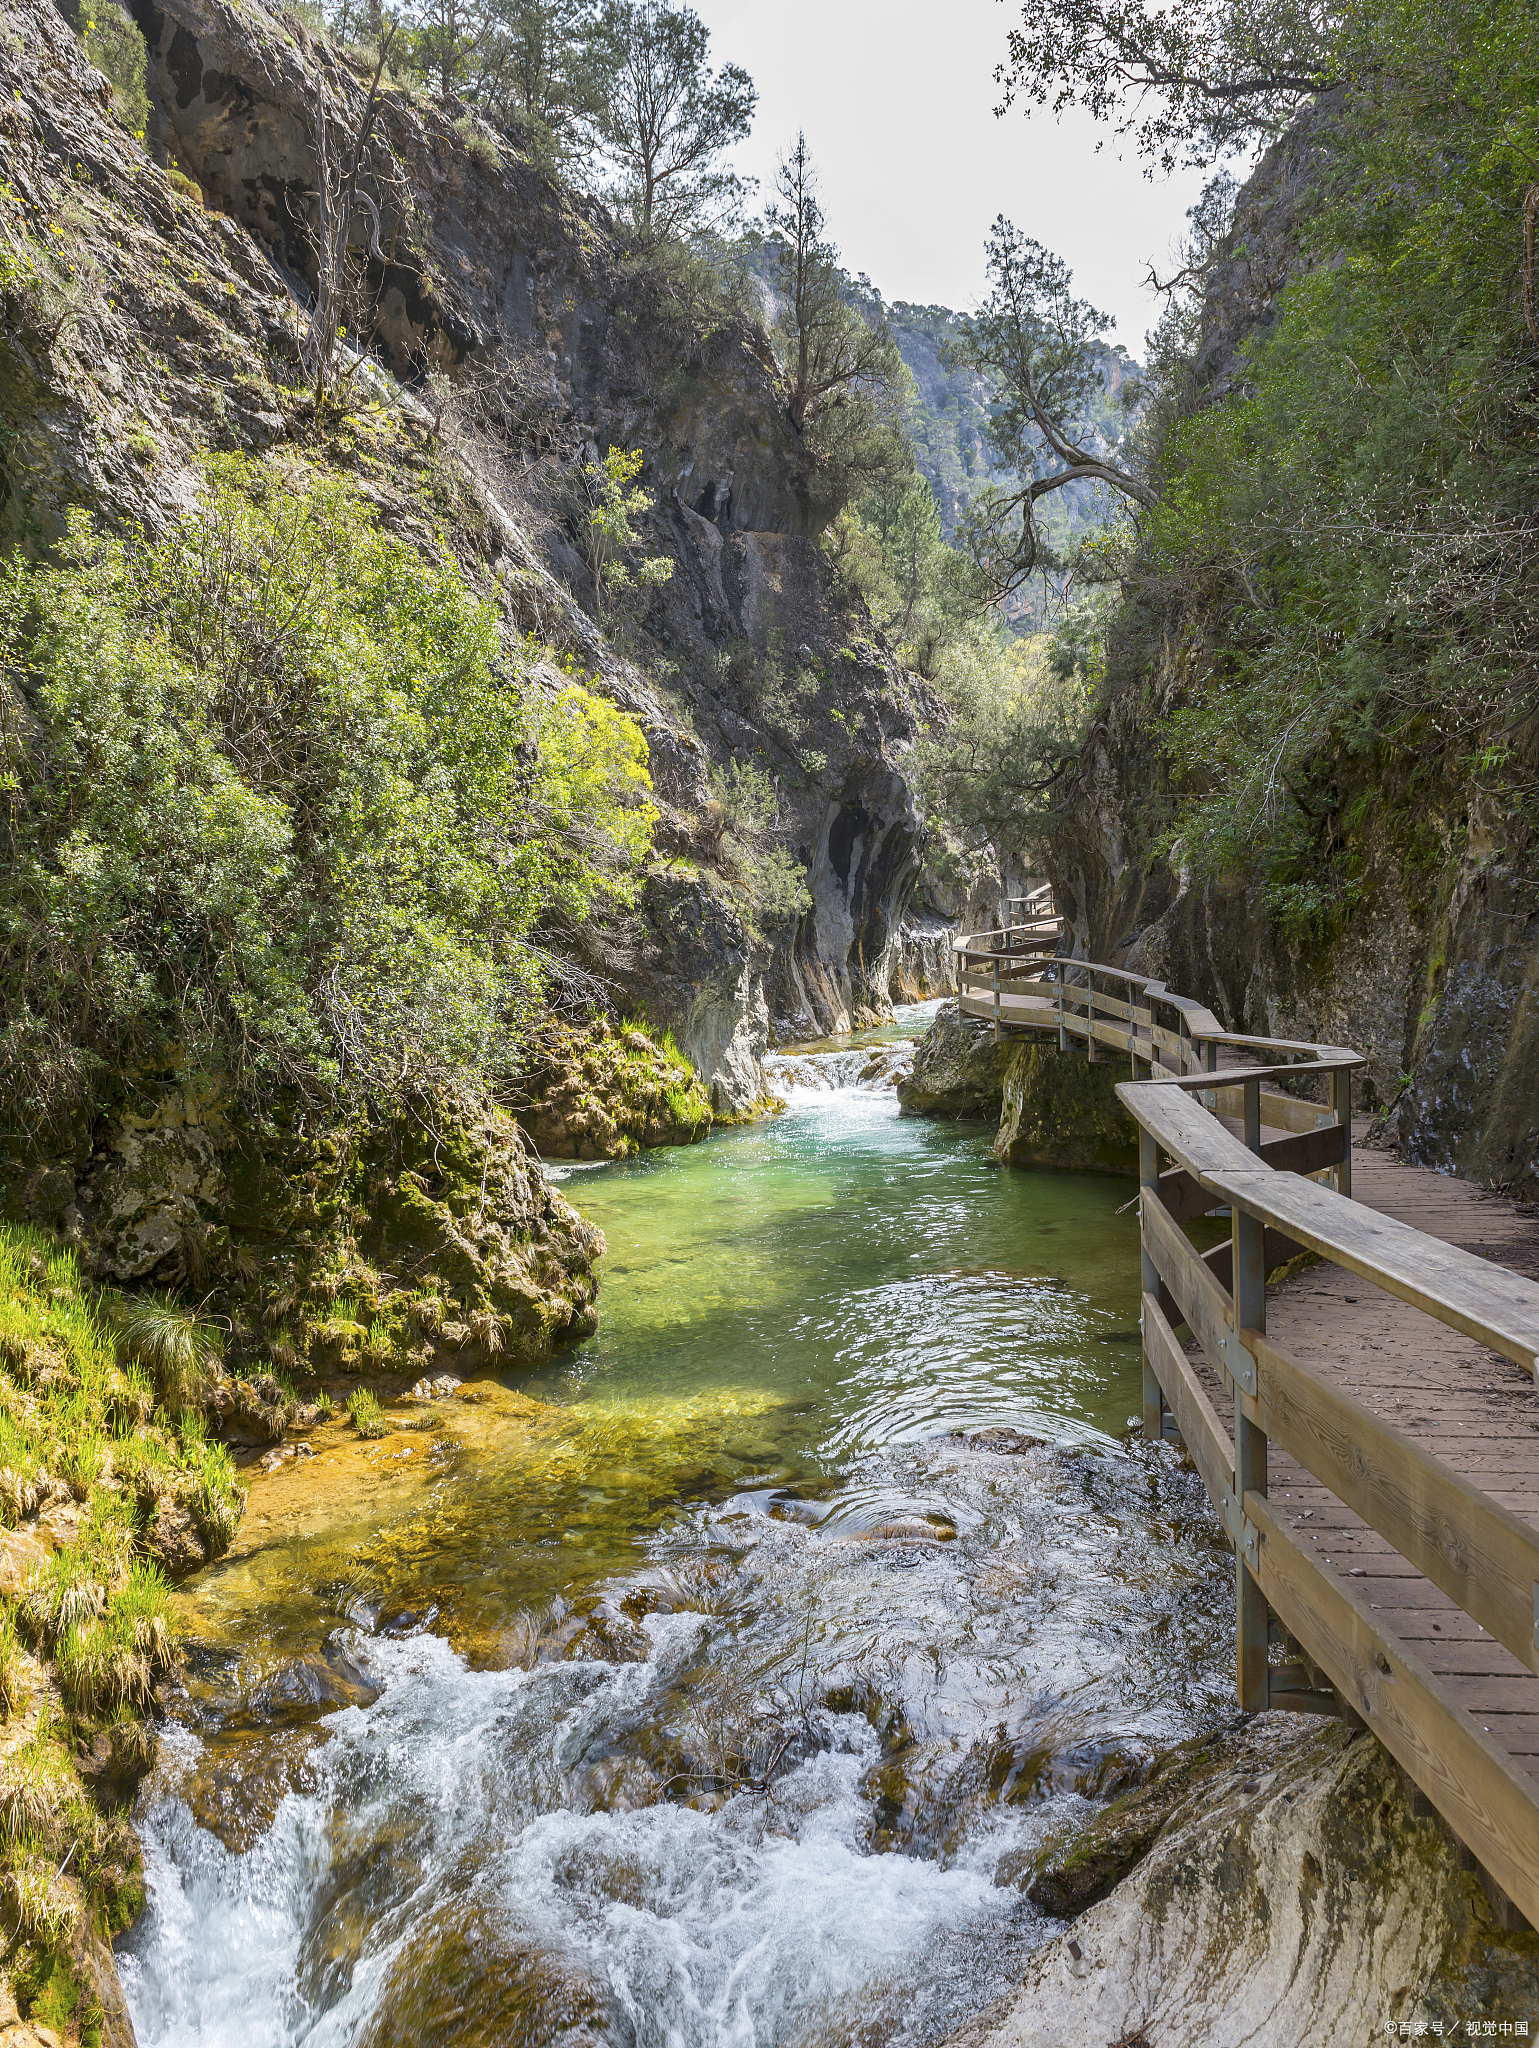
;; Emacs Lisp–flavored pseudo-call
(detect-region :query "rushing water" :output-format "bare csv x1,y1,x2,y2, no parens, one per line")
121,1005,1234,2047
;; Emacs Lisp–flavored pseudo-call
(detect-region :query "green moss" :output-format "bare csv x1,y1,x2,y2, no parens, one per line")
993,1044,1138,1175
515,1017,713,1159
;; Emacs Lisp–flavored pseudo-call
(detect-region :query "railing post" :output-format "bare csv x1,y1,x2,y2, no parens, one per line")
1244,1076,1261,1155
1085,971,1097,1063
992,951,1001,1043
1332,1065,1353,1200
1056,961,1066,1052
1233,1192,1269,1712
1140,1125,1163,1443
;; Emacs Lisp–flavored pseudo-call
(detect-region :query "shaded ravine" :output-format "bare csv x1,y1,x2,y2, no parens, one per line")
120,1005,1236,2047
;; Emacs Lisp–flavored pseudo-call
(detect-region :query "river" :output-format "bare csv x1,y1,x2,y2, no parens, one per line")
118,1004,1234,2047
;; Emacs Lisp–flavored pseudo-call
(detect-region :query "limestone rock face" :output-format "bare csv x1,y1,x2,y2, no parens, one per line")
992,1044,1138,1175
954,1717,1539,2048
897,1005,1018,1120
121,0,936,1084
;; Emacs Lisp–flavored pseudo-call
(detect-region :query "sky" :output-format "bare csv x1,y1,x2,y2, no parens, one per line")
692,0,1225,358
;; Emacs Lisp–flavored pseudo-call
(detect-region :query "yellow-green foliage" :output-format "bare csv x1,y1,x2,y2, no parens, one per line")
0,1221,243,1626
0,454,657,1130
347,1387,386,1438
80,5,150,137
0,1228,218,2011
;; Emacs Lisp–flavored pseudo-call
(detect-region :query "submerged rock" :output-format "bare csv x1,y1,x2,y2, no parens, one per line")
897,1004,1019,1119
353,1898,627,2048
952,1716,1539,2047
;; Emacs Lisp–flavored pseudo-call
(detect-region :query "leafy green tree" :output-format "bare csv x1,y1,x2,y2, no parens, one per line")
765,133,911,509
474,0,606,158
580,446,675,623
589,0,755,241
1071,0,1539,933
0,457,657,1131
996,0,1334,172
947,218,1152,601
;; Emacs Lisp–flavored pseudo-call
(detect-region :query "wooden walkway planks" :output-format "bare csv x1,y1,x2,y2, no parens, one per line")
1183,1124,1539,1784
955,911,1539,1914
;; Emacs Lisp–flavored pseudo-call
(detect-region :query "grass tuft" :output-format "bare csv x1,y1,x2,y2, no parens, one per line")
346,1388,386,1438
116,1294,221,1417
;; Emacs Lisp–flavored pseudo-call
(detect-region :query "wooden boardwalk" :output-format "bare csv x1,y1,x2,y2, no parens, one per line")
1233,1133,1539,1788
954,905,1539,1925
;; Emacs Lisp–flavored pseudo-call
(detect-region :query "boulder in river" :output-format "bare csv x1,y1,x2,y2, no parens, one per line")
897,1004,1020,1119
953,1715,1539,2047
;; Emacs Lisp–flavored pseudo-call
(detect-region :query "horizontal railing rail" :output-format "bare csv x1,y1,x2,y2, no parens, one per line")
951,910,1539,1927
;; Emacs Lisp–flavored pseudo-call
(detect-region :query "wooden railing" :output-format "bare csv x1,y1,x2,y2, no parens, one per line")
954,915,1539,1926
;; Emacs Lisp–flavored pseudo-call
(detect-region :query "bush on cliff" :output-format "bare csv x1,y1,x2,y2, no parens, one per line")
0,453,657,1137
1118,0,1539,938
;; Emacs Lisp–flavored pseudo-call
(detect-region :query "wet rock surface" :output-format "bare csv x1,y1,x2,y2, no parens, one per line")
992,1044,1138,1176
948,1715,1539,2048
897,1004,1019,1120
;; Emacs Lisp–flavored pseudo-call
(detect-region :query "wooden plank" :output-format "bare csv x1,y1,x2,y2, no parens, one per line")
1212,1167,1539,1377
1241,1327,1539,1677
1123,1079,1539,1374
1159,1123,1346,1225
1247,1491,1539,1923
1141,1192,1233,1376
1202,1229,1309,1295
1087,987,1140,1023
1142,1291,1233,1510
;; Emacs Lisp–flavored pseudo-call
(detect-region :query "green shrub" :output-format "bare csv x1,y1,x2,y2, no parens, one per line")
0,456,657,1134
708,761,811,929
452,112,500,168
347,1388,386,1438
81,4,149,137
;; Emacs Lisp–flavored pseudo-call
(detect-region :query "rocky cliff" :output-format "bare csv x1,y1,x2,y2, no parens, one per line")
107,0,939,1086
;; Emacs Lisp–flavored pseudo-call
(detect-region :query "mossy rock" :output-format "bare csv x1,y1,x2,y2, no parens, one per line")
992,1043,1138,1175
896,1003,1019,1120
512,1015,713,1161
1020,1725,1247,1916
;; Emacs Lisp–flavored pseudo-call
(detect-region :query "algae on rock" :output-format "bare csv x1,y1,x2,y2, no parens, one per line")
956,1715,1539,2048
992,1043,1138,1176
510,1017,713,1160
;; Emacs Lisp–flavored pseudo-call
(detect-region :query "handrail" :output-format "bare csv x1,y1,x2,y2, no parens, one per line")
951,909,1539,1925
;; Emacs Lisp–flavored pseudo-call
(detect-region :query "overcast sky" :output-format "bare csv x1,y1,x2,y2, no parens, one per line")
693,0,1225,358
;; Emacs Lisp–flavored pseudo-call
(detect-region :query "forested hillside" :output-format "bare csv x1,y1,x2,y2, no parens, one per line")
930,0,1539,1195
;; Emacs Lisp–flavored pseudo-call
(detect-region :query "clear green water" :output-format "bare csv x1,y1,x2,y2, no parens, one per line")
129,1025,1234,2048
177,1036,1148,1662
547,1078,1146,1462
